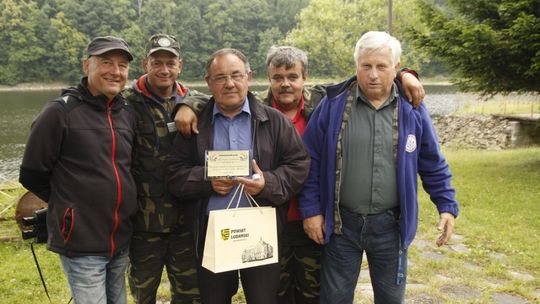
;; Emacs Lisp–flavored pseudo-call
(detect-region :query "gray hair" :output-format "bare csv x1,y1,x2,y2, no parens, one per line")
205,48,251,76
266,45,308,77
353,31,401,67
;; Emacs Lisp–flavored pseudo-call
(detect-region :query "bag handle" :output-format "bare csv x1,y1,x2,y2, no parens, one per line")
244,190,261,208
225,183,261,209
225,183,244,209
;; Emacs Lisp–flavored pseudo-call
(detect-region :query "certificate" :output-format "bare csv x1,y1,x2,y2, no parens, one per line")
205,150,250,179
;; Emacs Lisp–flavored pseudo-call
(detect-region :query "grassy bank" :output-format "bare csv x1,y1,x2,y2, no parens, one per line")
1,147,539,303
409,147,540,302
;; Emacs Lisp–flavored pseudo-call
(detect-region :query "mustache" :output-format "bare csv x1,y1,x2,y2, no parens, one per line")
278,88,294,94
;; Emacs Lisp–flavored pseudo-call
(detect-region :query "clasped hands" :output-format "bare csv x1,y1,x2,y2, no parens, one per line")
211,160,264,197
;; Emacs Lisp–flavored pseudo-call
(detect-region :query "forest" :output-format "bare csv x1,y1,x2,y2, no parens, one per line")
1,0,539,96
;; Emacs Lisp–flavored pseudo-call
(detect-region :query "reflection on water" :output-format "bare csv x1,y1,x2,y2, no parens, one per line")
0,84,459,181
1,90,61,181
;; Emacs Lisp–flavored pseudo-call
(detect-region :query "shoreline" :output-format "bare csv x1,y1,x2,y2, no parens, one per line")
0,79,454,92
0,84,67,92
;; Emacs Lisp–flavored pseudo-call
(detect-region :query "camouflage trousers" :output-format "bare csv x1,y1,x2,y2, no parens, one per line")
277,220,322,304
128,228,201,304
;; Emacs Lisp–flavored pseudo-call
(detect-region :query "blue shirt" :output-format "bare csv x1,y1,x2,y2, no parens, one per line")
207,98,252,213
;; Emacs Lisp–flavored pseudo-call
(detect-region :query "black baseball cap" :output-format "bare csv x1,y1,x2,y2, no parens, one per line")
146,34,181,57
86,36,134,61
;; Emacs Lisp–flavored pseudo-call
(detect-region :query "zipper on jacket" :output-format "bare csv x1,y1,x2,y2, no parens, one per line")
107,99,123,257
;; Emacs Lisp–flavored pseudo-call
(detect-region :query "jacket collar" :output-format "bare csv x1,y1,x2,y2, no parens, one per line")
259,87,314,119
130,75,189,105
325,75,357,99
61,77,126,111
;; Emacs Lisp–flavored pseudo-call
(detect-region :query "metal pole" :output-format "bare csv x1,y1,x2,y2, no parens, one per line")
388,0,393,35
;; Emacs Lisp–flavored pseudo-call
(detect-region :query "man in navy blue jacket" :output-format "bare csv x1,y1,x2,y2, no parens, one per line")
298,31,459,304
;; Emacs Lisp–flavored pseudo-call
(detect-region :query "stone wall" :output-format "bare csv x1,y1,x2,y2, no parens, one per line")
433,115,513,150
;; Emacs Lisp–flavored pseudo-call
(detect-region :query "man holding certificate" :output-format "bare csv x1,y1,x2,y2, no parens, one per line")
167,48,310,304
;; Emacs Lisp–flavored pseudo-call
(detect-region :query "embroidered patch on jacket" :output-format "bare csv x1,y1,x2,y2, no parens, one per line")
406,134,417,152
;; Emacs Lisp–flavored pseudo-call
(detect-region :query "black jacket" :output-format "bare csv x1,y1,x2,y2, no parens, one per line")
167,93,310,257
19,77,137,257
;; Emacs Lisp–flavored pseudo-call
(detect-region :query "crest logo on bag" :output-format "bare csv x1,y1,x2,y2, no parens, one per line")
221,228,230,241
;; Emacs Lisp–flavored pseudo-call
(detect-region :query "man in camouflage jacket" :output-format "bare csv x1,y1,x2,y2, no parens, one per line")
125,34,200,304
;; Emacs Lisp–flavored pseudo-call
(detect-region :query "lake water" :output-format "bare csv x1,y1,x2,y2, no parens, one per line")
0,84,458,182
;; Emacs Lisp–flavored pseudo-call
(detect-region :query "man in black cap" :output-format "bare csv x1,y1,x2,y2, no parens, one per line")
19,36,137,304
124,34,201,304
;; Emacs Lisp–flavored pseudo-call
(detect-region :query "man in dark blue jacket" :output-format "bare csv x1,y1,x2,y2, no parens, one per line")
299,31,459,304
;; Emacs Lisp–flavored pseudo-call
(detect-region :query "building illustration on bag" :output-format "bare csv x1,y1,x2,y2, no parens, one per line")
241,238,274,263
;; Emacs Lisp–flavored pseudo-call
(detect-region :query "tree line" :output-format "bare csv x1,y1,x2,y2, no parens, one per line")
0,0,309,84
1,0,538,96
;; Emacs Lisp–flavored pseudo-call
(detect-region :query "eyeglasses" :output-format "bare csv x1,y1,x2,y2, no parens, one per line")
210,73,247,84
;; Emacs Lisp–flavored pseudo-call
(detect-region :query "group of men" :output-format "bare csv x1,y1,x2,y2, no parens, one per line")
19,31,459,304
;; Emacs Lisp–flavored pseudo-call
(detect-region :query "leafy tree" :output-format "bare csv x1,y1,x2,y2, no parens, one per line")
199,0,276,76
285,0,362,77
0,0,49,84
285,0,425,78
56,0,137,38
0,0,311,84
42,12,87,83
138,0,178,37
412,0,540,95
118,23,145,79
171,0,206,80
254,27,285,77
267,0,310,36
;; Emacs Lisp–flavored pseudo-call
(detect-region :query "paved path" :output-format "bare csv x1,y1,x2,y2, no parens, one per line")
157,233,539,304
353,233,537,303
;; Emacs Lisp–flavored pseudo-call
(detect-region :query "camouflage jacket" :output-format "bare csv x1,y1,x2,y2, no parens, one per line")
254,84,327,120
125,75,191,233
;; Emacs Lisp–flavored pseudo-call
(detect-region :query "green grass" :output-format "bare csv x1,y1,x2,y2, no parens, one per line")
410,147,540,302
1,147,540,303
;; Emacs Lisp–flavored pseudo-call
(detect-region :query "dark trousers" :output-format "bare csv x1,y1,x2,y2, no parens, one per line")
198,262,280,304
128,230,200,304
277,220,321,304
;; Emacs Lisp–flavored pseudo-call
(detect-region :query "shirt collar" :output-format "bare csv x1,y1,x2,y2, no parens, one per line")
212,97,251,123
355,83,398,109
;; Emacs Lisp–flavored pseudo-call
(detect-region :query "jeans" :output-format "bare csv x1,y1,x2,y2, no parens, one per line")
60,250,129,304
320,208,406,304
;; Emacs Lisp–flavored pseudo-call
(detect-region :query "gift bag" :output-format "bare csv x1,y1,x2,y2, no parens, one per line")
202,185,278,273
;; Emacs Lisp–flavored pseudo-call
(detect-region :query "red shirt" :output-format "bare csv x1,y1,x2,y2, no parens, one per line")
272,96,307,221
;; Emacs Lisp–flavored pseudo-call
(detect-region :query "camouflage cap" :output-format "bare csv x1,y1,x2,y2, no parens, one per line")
146,34,181,57
86,36,133,61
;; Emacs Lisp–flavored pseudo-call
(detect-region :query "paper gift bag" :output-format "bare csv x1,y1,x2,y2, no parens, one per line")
202,205,278,273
